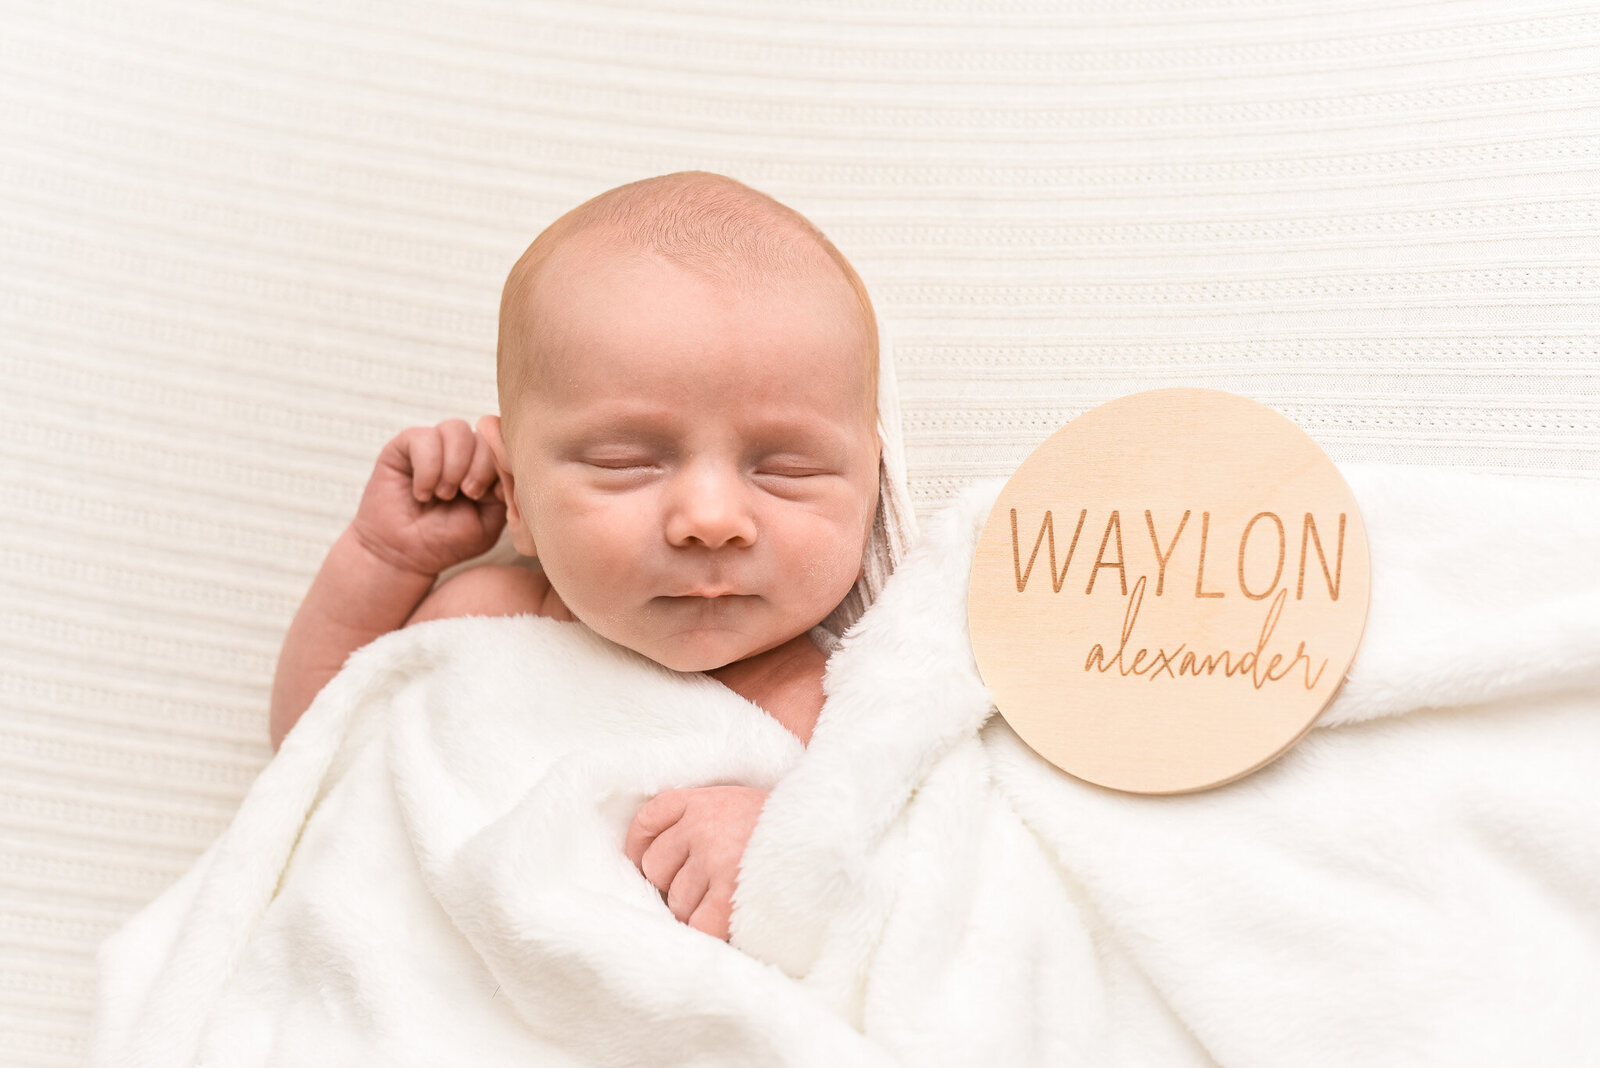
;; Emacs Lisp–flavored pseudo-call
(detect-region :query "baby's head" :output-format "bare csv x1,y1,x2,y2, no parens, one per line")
480,172,883,672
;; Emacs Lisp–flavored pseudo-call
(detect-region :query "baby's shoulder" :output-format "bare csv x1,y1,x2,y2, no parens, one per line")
405,563,569,626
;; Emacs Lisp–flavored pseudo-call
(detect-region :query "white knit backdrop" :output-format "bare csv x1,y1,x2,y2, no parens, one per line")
3,1,1598,1062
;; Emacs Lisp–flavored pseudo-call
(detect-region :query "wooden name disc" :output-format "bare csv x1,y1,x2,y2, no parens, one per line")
968,388,1370,795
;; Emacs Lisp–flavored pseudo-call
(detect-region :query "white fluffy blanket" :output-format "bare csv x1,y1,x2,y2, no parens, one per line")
90,463,1600,1067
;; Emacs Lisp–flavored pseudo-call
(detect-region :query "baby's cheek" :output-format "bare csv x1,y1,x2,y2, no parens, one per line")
535,547,633,637
791,526,867,602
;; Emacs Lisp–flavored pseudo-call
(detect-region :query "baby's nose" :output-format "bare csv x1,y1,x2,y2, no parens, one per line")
663,465,757,550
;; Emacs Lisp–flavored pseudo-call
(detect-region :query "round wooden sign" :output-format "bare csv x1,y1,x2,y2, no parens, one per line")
968,388,1370,794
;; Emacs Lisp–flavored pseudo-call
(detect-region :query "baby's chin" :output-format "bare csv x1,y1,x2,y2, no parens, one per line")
644,638,766,675
632,626,800,675
575,598,827,674
563,609,737,673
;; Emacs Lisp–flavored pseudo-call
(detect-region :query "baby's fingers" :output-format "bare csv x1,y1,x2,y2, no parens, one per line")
401,426,445,503
640,824,691,901
459,430,500,501
633,824,691,901
432,419,476,500
687,888,731,942
624,789,690,870
667,859,710,925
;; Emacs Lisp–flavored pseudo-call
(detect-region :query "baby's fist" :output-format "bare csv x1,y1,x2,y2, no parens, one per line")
624,785,769,942
351,419,507,577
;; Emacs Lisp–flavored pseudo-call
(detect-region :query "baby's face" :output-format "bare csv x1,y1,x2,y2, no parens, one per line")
497,236,880,672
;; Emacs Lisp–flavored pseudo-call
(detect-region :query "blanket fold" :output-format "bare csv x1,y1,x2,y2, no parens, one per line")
91,463,1600,1067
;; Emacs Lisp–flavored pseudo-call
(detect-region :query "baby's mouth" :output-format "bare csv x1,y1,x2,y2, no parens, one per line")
660,591,749,602
655,590,760,612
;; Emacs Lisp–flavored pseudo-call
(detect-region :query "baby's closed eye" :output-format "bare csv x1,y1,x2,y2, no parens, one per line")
754,458,831,478
574,449,663,484
583,454,658,469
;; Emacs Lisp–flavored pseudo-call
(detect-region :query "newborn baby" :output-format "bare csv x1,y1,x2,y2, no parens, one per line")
269,171,885,942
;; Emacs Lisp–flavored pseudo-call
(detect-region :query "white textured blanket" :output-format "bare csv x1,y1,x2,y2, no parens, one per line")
91,463,1600,1067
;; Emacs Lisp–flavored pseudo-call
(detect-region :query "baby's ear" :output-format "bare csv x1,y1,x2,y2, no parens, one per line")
476,415,537,558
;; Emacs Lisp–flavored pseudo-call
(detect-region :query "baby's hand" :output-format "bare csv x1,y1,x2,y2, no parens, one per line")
624,785,769,942
349,419,508,578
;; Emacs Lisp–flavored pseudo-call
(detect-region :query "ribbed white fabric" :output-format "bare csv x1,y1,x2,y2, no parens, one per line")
1,1,1597,1063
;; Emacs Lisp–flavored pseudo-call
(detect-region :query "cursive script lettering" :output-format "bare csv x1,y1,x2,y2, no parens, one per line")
1083,575,1329,691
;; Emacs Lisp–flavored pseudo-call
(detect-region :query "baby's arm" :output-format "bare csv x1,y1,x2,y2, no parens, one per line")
269,419,517,752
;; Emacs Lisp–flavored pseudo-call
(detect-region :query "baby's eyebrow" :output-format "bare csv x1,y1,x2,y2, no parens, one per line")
544,405,676,439
744,420,859,457
538,402,864,457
